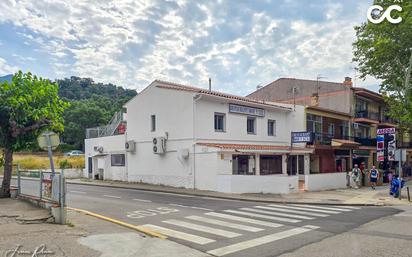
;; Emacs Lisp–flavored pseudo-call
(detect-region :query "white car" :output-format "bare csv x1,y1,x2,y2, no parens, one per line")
64,150,84,156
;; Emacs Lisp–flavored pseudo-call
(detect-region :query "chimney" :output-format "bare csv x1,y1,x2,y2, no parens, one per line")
209,78,212,91
343,77,352,87
311,93,319,106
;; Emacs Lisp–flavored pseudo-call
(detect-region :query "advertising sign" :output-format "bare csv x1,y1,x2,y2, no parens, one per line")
377,127,395,135
291,132,313,143
229,104,265,117
377,151,385,162
387,133,396,161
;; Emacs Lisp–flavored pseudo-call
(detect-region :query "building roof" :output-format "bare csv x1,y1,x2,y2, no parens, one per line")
154,80,292,111
306,106,351,117
352,87,383,101
197,142,313,153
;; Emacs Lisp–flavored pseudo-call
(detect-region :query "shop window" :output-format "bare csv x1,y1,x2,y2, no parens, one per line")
233,155,255,175
111,154,125,166
260,155,282,175
214,113,225,132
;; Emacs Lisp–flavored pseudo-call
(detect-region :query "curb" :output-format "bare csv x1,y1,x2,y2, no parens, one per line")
66,180,383,206
67,207,167,239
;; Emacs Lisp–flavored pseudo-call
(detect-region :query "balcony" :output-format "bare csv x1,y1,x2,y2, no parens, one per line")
398,141,412,149
354,110,380,124
312,133,376,147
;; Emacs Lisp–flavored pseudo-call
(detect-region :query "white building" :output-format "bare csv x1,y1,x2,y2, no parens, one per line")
85,80,314,194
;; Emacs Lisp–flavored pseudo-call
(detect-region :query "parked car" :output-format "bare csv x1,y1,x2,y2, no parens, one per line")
64,150,84,156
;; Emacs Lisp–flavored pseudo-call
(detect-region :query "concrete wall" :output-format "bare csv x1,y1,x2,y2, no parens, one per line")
217,175,299,194
304,172,347,191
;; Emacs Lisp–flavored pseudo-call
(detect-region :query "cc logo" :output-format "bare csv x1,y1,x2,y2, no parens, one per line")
367,5,403,24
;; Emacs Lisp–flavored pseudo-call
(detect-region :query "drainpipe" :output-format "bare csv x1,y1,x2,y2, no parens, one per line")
192,94,202,189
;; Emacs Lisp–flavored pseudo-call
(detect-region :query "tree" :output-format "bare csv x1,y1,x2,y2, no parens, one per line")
353,0,412,130
0,71,69,197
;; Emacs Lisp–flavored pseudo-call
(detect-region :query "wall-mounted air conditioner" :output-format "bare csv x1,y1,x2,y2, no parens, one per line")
94,146,104,153
125,140,136,153
153,137,166,154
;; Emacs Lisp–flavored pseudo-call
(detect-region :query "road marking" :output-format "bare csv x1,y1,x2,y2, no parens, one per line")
67,207,166,239
141,224,214,245
132,198,152,203
207,225,319,256
189,206,213,211
163,219,241,238
205,212,282,228
290,204,352,212
254,206,329,217
70,190,86,194
103,195,121,199
240,208,314,220
331,205,361,210
268,204,340,214
169,203,190,208
186,216,263,232
224,210,300,223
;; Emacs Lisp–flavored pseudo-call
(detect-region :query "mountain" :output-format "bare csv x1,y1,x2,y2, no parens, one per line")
0,74,13,83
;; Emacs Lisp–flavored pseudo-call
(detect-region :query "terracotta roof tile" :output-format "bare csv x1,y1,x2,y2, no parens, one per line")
197,142,313,152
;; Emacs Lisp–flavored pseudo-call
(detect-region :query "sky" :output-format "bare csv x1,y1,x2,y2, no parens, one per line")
0,0,379,95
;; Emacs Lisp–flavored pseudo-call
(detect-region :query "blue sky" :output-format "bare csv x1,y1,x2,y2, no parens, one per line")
0,0,378,94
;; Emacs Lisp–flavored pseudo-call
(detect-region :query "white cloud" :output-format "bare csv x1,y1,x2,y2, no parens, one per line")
0,0,379,93
0,57,18,75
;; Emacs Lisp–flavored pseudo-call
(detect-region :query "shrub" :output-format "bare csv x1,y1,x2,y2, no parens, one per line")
59,159,73,169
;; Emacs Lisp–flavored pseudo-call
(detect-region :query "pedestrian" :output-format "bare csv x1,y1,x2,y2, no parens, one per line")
369,165,379,190
351,164,361,189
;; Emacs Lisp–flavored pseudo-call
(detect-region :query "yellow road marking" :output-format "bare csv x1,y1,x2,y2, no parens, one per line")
67,207,167,239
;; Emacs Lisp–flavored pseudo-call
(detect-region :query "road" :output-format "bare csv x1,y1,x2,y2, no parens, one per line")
14,179,400,257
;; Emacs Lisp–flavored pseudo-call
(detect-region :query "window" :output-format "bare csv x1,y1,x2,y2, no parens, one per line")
327,123,335,136
247,117,256,134
150,115,156,132
268,120,276,136
260,155,282,175
307,114,322,141
111,154,125,166
232,155,255,175
214,113,225,132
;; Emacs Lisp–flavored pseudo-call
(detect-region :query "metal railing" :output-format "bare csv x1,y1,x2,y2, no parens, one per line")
312,132,376,146
86,111,124,139
355,110,380,121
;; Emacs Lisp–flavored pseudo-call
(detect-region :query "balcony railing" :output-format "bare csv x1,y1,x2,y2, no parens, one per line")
398,141,412,149
355,110,380,121
312,133,376,147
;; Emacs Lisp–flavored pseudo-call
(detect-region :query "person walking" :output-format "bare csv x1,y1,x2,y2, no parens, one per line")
369,165,379,190
351,164,361,189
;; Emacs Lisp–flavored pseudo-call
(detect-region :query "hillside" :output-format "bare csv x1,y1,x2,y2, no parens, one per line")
0,74,13,83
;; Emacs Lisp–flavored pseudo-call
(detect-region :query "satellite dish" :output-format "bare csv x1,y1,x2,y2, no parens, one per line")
37,131,60,150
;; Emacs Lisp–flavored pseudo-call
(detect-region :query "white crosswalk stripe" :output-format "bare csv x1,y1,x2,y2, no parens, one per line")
254,206,329,217
163,219,241,238
240,207,314,220
207,225,320,256
185,215,263,232
290,204,353,212
141,224,215,245
268,204,340,214
205,212,283,228
224,210,301,223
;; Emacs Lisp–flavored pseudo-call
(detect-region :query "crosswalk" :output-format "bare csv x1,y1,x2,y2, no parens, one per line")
140,204,360,256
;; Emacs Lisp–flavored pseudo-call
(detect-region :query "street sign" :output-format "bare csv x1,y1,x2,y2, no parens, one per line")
37,131,60,150
291,132,313,143
387,133,396,161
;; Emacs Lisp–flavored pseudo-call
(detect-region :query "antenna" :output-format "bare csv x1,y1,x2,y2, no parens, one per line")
316,74,327,95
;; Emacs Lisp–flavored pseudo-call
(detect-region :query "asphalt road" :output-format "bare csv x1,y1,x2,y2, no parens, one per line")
14,179,400,257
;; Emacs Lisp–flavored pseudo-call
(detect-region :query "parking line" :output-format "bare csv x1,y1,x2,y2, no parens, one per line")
132,198,152,203
103,195,121,199
207,225,319,256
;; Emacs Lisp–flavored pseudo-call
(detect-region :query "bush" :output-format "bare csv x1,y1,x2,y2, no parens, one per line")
59,159,73,169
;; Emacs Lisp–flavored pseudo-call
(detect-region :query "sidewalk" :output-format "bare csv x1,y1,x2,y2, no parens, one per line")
0,198,210,257
67,178,412,206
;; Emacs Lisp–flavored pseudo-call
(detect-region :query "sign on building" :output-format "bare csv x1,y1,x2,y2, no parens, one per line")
377,135,385,162
377,127,396,135
376,127,396,162
291,132,313,143
229,104,265,117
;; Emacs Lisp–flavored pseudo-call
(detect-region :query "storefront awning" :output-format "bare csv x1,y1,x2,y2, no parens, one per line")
197,142,314,154
331,139,360,148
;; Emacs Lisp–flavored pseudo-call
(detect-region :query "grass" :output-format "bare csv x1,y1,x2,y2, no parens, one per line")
12,153,85,170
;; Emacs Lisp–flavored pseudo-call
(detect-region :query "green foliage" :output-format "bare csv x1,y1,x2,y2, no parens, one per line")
56,76,137,149
59,159,72,169
0,71,69,151
353,0,412,130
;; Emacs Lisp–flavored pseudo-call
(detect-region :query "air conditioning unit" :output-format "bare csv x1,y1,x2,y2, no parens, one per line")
153,137,166,154
125,140,136,153
353,123,359,129
94,146,104,153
